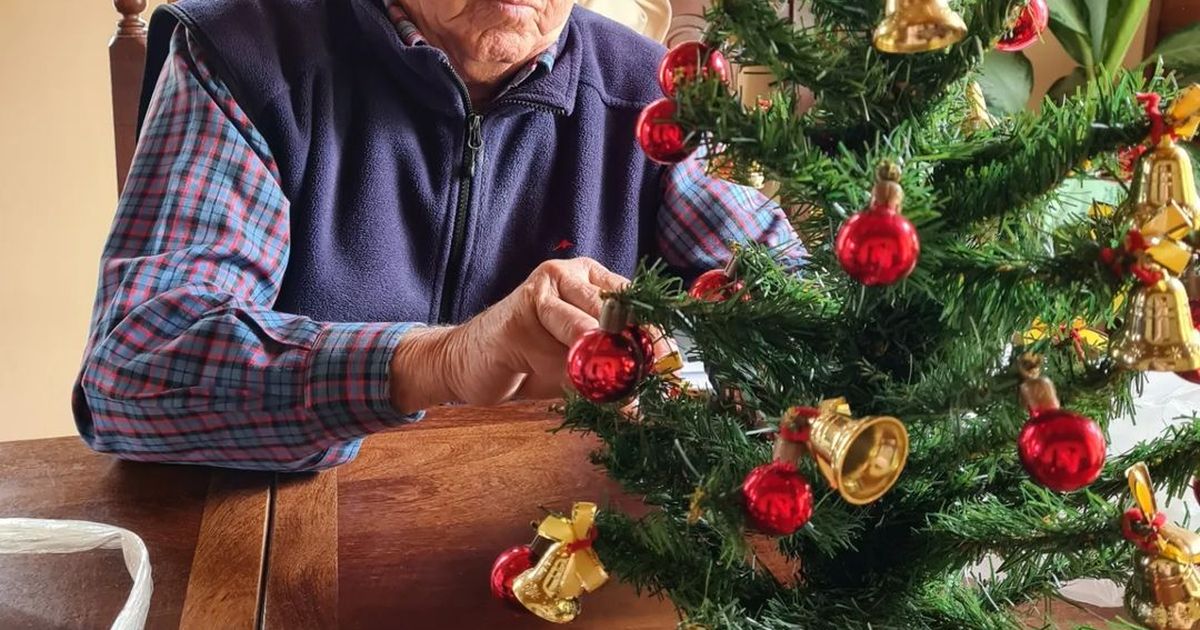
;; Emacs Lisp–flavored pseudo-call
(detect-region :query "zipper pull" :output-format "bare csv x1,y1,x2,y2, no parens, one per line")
464,114,483,178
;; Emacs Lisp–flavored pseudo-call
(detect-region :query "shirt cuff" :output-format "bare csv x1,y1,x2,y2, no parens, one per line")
305,321,425,441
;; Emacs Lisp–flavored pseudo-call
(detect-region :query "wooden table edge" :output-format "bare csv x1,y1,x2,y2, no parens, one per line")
179,470,273,630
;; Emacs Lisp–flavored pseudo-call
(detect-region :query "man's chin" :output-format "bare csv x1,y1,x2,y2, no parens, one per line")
476,32,537,66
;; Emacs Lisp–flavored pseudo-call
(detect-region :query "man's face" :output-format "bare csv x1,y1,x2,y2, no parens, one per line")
409,0,573,66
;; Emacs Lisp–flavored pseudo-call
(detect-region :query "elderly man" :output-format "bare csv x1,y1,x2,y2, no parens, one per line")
73,0,798,470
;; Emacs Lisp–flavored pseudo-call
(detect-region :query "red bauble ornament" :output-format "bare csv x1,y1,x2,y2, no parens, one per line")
1017,409,1106,492
490,545,535,605
567,329,647,403
741,461,814,536
1177,299,1200,384
1193,474,1200,504
835,202,920,286
996,0,1049,52
689,268,748,302
636,98,694,164
627,325,656,379
657,42,731,97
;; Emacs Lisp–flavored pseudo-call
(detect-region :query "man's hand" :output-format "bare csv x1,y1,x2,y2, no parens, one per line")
389,258,629,413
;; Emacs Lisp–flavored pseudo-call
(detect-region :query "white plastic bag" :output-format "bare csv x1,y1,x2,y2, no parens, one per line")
0,518,153,630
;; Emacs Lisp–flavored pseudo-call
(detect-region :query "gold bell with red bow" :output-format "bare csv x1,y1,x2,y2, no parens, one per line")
1122,463,1200,630
1110,99,1200,373
773,399,909,505
1133,135,1198,246
1110,267,1200,372
511,502,609,623
872,0,967,53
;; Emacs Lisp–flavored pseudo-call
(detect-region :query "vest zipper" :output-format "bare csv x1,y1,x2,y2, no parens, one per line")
438,112,483,323
433,58,559,323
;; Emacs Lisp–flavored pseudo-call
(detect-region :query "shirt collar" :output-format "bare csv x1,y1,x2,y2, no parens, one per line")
383,0,557,94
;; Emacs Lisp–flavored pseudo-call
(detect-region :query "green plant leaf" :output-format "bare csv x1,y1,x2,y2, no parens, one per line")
1047,0,1095,69
1099,0,1149,71
1047,0,1090,33
978,51,1035,115
1046,66,1089,103
1084,0,1108,61
1149,23,1200,77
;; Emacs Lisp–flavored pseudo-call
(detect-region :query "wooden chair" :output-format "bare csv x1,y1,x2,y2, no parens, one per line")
109,0,153,197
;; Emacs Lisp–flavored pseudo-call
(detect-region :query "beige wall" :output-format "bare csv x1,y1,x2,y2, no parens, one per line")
0,1,166,442
0,5,1147,443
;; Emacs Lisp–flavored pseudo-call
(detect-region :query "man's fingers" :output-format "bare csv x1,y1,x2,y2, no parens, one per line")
580,257,630,292
535,295,598,346
558,278,604,317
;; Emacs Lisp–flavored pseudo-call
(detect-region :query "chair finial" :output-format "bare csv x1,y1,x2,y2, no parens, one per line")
114,0,148,37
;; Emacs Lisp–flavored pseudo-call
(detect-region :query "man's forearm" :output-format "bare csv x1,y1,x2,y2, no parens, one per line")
390,326,459,414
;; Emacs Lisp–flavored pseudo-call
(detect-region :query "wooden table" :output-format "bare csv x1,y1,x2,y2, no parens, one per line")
0,437,271,629
260,401,677,629
0,403,1127,629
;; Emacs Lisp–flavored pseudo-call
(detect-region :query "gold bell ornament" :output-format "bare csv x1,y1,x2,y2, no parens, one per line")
510,502,609,623
1122,463,1200,630
962,80,997,134
1131,90,1200,252
873,0,968,54
773,398,909,505
1134,135,1199,231
1110,91,1200,372
1109,265,1200,372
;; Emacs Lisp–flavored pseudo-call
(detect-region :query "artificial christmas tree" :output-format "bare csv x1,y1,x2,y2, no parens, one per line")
501,0,1200,627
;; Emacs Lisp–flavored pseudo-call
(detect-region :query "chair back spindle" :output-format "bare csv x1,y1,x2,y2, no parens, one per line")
110,0,148,197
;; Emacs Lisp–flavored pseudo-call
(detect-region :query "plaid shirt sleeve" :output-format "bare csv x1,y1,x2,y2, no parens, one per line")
73,27,421,472
656,152,805,281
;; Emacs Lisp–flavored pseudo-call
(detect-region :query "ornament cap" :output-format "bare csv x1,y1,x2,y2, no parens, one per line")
872,161,905,208
871,180,905,209
877,160,902,182
598,299,631,334
1017,354,1062,414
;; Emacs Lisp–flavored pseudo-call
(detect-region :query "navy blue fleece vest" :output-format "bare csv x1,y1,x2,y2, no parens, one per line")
142,0,665,325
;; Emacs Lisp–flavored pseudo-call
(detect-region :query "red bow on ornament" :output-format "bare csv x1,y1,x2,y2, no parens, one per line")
1117,93,1184,181
1122,506,1168,553
1099,229,1164,285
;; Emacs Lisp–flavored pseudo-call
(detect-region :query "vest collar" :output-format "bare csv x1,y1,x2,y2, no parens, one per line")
347,0,580,117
